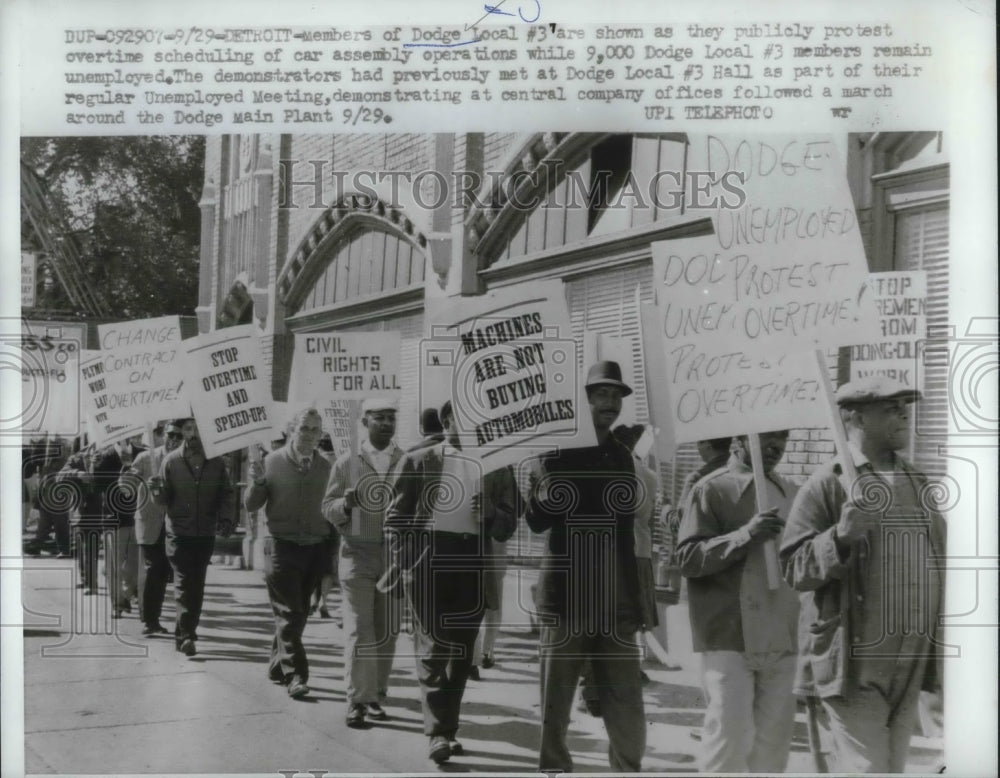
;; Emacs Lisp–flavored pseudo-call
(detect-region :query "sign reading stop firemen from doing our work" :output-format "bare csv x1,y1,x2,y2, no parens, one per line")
848,271,927,390
180,324,274,459
288,331,402,457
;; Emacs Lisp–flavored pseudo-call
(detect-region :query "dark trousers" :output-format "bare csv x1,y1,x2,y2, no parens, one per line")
263,537,326,682
165,534,215,646
139,529,171,626
538,623,646,772
34,509,70,553
407,533,486,738
73,525,102,589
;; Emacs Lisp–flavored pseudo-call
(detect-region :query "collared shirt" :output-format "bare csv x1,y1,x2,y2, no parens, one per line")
287,444,314,474
429,445,480,534
362,439,396,477
678,457,800,654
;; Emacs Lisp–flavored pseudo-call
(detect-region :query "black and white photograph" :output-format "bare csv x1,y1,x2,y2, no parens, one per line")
2,2,996,777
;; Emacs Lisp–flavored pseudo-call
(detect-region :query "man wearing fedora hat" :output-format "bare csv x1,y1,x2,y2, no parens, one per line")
781,376,946,773
526,360,646,773
323,398,404,727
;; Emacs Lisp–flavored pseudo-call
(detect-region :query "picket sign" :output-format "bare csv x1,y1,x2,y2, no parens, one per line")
746,434,782,589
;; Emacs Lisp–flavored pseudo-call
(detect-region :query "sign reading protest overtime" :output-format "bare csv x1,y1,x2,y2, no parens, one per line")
422,280,596,473
181,324,274,459
650,134,879,444
96,316,188,439
288,331,402,456
848,271,927,390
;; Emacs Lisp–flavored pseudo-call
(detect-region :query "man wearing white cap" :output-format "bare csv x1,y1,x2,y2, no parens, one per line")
781,377,946,773
322,398,403,727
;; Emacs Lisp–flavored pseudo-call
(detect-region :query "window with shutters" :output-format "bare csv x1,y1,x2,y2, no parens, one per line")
872,161,949,477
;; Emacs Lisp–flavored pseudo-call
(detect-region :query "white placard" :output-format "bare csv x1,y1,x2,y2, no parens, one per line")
180,324,275,459
422,280,596,472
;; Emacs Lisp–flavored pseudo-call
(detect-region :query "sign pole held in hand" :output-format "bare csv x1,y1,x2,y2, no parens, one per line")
747,432,782,590
814,350,860,487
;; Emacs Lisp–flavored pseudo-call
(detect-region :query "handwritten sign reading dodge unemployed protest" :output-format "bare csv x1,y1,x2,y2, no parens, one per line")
96,316,188,441
651,135,879,444
288,331,402,457
423,280,596,473
181,325,274,459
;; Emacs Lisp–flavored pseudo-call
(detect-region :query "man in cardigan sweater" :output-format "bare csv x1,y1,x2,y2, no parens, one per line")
245,406,332,699
323,398,404,727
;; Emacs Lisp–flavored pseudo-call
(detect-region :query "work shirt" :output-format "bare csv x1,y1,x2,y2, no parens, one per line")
678,458,799,654
429,446,480,534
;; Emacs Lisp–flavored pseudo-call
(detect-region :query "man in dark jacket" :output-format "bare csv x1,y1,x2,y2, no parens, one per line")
59,440,139,612
525,361,645,773
151,418,235,657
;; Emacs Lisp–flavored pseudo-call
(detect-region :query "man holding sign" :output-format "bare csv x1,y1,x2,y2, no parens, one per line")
781,378,945,773
151,418,235,658
677,430,800,773
322,398,404,727
526,361,645,774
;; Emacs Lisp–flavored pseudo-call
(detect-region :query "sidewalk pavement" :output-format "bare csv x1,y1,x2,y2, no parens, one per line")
17,551,943,774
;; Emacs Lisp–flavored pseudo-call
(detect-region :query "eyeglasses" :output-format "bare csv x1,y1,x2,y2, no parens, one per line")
166,432,184,440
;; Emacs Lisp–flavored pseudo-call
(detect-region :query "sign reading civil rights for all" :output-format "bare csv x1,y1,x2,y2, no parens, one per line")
649,135,879,447
288,331,402,457
96,316,188,438
422,280,597,473
181,325,274,459
848,271,927,390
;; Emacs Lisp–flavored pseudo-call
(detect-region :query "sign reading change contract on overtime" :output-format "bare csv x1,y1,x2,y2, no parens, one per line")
422,280,596,473
181,325,274,459
96,316,188,440
650,134,880,444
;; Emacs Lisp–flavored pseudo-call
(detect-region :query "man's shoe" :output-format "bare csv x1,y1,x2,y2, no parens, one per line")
449,738,464,755
429,735,451,764
480,654,495,669
346,703,366,728
467,666,481,681
319,607,331,619
155,624,169,634
364,702,388,721
142,623,159,635
179,638,196,657
287,677,310,699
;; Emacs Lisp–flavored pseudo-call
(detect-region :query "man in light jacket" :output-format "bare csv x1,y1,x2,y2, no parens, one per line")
781,377,946,773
